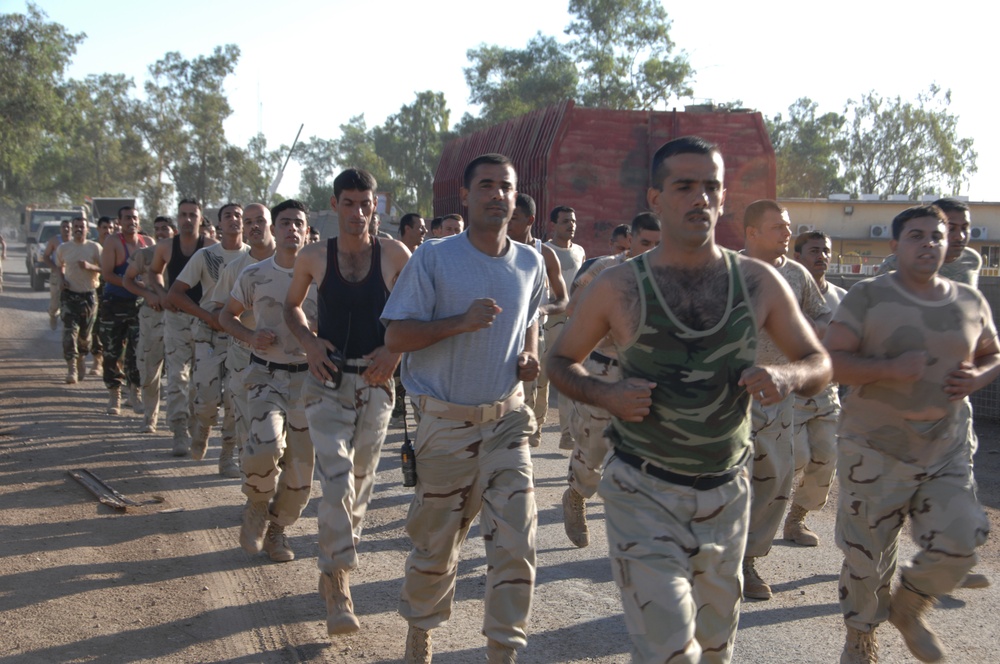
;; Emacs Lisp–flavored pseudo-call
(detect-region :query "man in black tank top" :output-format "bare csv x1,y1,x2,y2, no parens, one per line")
284,169,411,637
149,199,213,456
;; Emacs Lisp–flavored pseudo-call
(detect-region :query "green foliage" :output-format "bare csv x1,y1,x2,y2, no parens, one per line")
221,133,285,206
768,98,846,198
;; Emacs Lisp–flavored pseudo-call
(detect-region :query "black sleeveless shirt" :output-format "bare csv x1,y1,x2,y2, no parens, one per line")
317,237,389,359
166,235,205,304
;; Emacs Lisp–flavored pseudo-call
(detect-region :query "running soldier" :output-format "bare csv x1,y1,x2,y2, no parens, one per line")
149,200,215,455
507,193,568,448
783,231,846,547
42,219,71,330
123,216,176,433
168,203,248,463
209,203,276,477
220,200,314,562
284,168,410,635
547,136,831,664
91,216,115,373
560,211,660,548
826,205,997,663
741,200,830,600
383,153,544,664
55,217,102,384
100,205,151,415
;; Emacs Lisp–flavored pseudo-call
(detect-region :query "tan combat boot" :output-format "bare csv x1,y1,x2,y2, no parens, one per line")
126,384,143,414
486,639,517,664
66,361,78,384
742,557,772,600
262,522,294,562
562,486,589,548
90,354,102,376
190,422,209,461
404,625,432,664
240,500,270,554
106,387,121,415
218,440,241,478
76,354,86,381
171,424,191,457
319,569,360,635
840,625,878,663
783,503,820,546
888,585,944,662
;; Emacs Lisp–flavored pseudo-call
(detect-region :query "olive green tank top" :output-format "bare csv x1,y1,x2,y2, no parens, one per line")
608,249,757,474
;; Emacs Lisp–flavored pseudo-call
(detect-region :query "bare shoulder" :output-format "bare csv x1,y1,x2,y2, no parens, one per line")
378,236,412,265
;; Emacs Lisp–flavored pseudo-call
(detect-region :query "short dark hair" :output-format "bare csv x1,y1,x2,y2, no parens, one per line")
931,197,970,216
650,135,720,191
153,215,176,231
743,199,786,231
218,202,242,222
515,194,536,218
611,224,631,241
97,216,112,226
400,213,422,232
462,153,514,189
630,213,660,235
117,206,136,219
271,199,309,223
442,213,463,223
178,198,202,211
333,168,378,201
794,230,830,254
429,217,443,232
891,204,946,240
549,205,575,224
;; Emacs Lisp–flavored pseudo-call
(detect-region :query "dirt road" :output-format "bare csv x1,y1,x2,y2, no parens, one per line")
1,243,998,663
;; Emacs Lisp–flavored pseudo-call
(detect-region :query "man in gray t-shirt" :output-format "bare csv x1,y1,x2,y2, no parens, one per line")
382,154,544,663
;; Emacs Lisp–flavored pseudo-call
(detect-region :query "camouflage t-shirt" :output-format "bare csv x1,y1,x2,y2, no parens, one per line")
230,256,317,365
835,273,997,464
210,251,264,348
757,256,829,365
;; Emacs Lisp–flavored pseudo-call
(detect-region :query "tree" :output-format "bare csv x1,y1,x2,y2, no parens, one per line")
768,98,846,198
839,85,977,197
565,0,693,110
220,134,285,206
464,33,578,127
373,91,450,216
0,3,83,203
138,45,241,210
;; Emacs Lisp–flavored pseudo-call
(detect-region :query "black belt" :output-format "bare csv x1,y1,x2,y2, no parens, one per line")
589,350,619,368
613,448,740,490
250,353,309,373
342,363,368,375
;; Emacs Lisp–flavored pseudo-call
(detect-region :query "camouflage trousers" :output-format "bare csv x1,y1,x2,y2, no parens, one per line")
523,332,546,446
100,296,141,389
745,394,795,558
91,290,105,357
399,401,536,649
137,306,165,426
163,311,196,433
241,362,314,526
303,364,393,573
226,343,252,448
836,434,988,632
531,314,572,444
60,289,97,362
192,328,235,447
567,354,618,498
600,455,750,664
790,387,840,511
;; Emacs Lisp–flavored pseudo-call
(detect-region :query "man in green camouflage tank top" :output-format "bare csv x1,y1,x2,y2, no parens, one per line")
548,136,831,664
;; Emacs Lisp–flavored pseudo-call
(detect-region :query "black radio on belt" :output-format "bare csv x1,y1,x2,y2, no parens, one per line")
324,349,346,390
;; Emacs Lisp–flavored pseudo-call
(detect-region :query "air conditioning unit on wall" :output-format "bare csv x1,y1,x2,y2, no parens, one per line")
971,226,988,240
870,225,890,239
796,224,815,235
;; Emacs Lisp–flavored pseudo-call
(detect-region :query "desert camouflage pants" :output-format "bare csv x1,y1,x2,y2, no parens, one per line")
241,363,314,526
100,296,141,390
567,354,618,498
836,434,988,631
138,306,165,425
523,332,546,446
192,328,235,447
532,314,572,444
164,311,196,434
399,402,536,649
791,388,840,511
745,394,794,558
60,289,96,362
600,455,750,664
226,343,252,448
303,364,393,573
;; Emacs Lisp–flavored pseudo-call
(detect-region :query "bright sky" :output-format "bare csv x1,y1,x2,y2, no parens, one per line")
14,0,1000,201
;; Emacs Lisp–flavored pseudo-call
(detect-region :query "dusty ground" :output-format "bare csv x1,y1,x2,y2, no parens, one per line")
1,243,999,663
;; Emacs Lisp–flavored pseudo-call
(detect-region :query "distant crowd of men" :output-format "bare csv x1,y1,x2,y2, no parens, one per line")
35,138,996,664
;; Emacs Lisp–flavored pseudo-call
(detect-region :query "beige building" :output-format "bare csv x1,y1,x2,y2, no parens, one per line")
780,196,1000,277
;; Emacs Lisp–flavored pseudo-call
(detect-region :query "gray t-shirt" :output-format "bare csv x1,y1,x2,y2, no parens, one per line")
382,233,545,405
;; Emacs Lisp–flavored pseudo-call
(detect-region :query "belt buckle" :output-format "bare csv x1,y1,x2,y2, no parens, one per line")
480,402,497,423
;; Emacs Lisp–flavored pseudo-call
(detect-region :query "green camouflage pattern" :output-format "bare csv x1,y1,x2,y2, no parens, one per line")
60,289,97,361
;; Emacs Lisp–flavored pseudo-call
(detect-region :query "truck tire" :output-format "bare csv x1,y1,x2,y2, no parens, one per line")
31,271,44,291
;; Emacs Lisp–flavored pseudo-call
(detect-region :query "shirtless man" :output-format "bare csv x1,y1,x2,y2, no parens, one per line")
42,219,71,330
284,168,410,635
547,136,831,663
